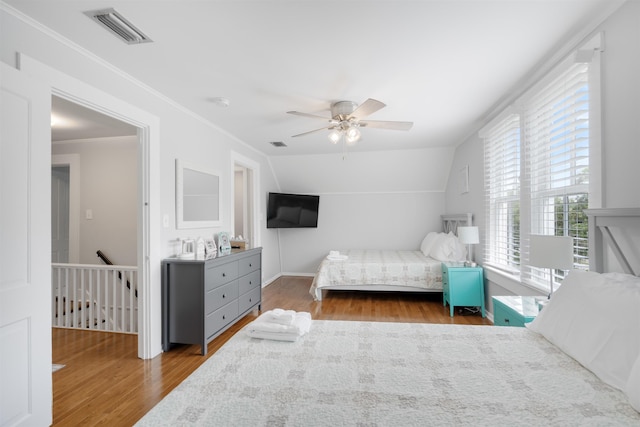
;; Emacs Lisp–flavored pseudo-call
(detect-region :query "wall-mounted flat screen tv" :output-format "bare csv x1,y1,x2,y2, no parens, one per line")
266,192,319,229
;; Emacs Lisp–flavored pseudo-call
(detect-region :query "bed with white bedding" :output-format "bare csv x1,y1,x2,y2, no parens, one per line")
310,249,443,301
310,213,471,301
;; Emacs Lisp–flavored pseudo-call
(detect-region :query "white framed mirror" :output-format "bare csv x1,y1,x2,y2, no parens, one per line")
176,159,221,229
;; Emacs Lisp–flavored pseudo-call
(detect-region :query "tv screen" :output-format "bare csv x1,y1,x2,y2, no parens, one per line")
266,192,319,229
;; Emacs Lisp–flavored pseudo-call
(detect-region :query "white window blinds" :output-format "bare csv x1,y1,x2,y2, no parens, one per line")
483,113,521,273
522,62,590,286
481,43,599,291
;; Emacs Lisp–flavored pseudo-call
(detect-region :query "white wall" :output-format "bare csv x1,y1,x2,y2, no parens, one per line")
53,136,138,266
269,147,455,273
445,0,640,304
0,9,280,364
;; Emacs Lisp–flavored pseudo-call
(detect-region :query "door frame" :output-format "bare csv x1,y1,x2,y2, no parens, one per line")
230,151,261,250
19,53,162,359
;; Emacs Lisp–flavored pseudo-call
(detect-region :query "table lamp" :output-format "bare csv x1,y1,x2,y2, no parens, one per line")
529,235,573,298
457,226,480,267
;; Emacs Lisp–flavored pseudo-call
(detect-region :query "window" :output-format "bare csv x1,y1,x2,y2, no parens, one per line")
484,113,521,273
482,42,600,291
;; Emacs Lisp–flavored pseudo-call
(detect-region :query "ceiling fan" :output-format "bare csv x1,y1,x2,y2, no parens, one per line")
287,98,413,145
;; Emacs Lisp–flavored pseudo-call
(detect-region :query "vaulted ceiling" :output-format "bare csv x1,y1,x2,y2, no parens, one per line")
6,0,623,155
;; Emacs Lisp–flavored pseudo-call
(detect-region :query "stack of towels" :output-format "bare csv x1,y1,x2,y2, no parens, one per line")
245,308,312,342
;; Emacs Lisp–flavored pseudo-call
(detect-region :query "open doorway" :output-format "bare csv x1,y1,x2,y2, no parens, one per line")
232,152,260,250
19,52,162,359
50,95,140,332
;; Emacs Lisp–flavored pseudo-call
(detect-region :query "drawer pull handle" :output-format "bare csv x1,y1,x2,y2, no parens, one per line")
222,273,226,277
222,294,226,299
249,298,252,303
249,263,252,267
249,281,252,285
222,315,226,320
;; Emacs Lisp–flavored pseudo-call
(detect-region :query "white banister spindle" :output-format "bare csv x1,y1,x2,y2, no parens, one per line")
89,268,95,329
64,268,70,328
69,270,82,332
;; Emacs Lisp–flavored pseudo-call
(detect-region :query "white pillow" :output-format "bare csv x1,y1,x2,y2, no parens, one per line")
429,233,452,261
627,355,640,412
420,232,440,257
429,232,465,262
527,269,640,392
451,233,468,262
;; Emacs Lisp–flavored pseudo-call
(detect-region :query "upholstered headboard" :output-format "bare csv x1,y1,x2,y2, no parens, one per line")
441,213,473,234
585,208,640,276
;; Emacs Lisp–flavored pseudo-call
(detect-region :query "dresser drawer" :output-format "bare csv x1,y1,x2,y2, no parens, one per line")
238,270,261,295
205,300,238,338
205,280,239,314
493,296,538,327
493,302,524,327
205,261,239,290
238,286,261,313
238,253,261,277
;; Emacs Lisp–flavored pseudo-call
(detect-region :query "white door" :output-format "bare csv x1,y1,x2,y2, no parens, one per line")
0,64,52,426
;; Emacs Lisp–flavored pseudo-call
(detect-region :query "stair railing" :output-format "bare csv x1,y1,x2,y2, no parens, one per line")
51,263,138,333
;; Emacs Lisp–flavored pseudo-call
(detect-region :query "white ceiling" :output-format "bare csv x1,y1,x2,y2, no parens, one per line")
8,0,622,155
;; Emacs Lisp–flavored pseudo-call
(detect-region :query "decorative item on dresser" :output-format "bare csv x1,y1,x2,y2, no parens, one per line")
161,247,262,355
492,295,541,327
441,262,485,317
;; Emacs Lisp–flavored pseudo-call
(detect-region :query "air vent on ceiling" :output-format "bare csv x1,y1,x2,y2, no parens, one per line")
270,141,287,148
84,8,152,44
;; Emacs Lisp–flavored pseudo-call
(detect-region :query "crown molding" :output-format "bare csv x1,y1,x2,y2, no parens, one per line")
1,1,266,158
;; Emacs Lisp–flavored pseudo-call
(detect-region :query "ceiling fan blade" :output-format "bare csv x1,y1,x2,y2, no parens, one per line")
359,120,413,131
291,125,335,138
349,98,386,120
287,111,331,121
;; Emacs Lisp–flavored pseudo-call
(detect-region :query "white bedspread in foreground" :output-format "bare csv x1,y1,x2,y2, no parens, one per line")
310,250,443,300
136,321,640,426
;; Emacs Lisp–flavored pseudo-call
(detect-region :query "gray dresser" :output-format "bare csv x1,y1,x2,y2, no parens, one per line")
161,247,262,355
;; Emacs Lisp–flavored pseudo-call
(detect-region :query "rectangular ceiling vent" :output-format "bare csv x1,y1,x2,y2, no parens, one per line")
270,141,287,148
84,8,152,45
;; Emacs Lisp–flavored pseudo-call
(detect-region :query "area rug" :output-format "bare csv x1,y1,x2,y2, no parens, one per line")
135,320,639,426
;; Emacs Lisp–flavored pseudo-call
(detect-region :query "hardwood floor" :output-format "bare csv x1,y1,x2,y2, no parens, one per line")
52,276,492,426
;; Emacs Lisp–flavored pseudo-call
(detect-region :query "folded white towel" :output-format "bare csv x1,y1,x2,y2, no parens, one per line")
263,308,296,326
246,311,312,341
244,330,302,342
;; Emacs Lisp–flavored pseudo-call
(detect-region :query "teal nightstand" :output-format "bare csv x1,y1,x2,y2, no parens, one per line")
441,262,485,317
492,296,541,327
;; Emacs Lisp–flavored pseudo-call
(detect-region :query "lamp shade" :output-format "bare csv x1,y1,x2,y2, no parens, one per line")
457,226,480,245
529,235,573,270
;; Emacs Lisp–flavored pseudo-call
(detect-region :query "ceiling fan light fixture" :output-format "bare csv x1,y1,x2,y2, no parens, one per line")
328,130,341,144
346,126,361,144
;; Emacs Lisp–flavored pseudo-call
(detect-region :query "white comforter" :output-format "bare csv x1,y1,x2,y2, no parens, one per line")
310,249,443,301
